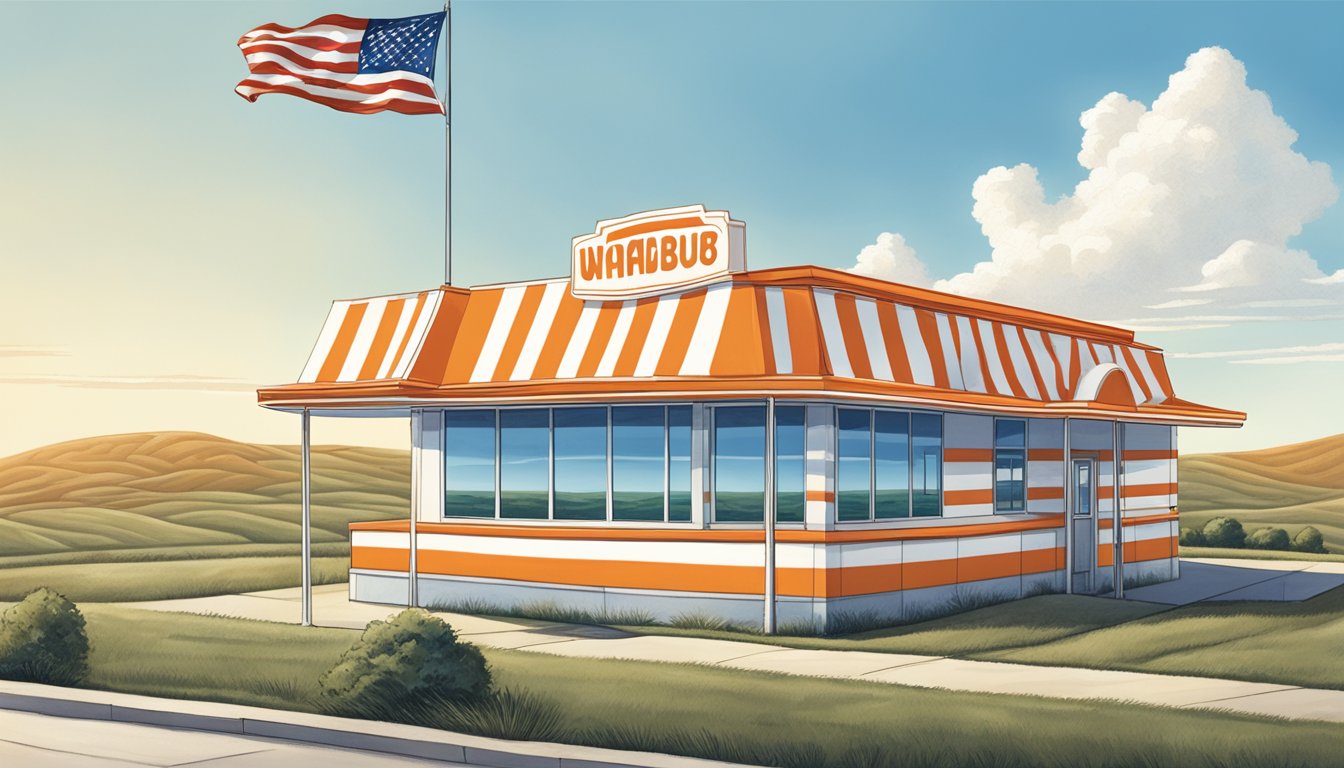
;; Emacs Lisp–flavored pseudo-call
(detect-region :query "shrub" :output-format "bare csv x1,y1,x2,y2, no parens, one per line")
0,587,89,686
1202,517,1246,549
1178,527,1206,547
319,609,490,719
1245,527,1291,551
1293,526,1328,554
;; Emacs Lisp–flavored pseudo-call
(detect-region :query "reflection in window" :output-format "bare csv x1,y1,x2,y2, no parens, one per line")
912,413,943,517
444,410,496,518
837,409,872,522
499,409,549,519
553,408,607,520
613,406,665,521
995,419,1027,513
714,406,765,522
874,410,911,519
775,406,806,523
667,406,692,522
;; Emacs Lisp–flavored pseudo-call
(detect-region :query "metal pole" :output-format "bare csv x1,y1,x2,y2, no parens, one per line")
409,410,420,608
1113,421,1124,599
300,409,312,627
1062,417,1072,595
442,1,452,286
763,398,776,634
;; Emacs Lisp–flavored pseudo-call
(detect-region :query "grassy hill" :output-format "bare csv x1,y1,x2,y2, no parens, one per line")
1179,432,1344,550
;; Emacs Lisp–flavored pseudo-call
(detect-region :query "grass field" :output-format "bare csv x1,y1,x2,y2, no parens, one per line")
77,604,1344,768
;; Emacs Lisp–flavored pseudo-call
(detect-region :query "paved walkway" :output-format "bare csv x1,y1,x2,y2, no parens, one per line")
121,566,1344,726
1126,557,1344,605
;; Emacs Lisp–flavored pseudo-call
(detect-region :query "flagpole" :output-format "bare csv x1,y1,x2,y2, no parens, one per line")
443,1,452,286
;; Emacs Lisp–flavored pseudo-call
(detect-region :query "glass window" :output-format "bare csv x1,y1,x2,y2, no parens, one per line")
613,406,665,521
553,407,607,520
994,419,1027,513
713,406,765,522
774,406,806,523
837,409,872,522
444,410,496,518
912,413,943,517
499,409,549,519
667,406,692,522
874,410,911,519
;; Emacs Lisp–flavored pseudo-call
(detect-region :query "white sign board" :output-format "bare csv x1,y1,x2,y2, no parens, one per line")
571,205,746,300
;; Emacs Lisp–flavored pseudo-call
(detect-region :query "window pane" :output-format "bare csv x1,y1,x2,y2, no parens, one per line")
613,406,665,521
775,406,806,523
444,410,496,518
714,406,765,522
554,408,607,520
837,409,872,522
995,419,1026,449
874,410,911,519
499,409,549,519
668,406,692,522
995,451,1026,512
912,413,943,517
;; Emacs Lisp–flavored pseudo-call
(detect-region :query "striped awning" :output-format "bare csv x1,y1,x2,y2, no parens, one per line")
262,267,1243,425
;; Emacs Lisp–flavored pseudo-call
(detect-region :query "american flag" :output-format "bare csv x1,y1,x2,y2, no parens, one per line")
235,12,446,116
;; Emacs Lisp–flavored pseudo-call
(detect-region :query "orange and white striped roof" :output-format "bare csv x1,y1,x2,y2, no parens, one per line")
262,267,1243,426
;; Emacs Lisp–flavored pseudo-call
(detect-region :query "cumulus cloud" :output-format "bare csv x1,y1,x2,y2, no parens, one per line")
849,232,932,287
851,47,1341,323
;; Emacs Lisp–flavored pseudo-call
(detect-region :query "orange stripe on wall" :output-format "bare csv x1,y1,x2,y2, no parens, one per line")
945,448,992,462
991,323,1029,399
530,293,587,380
783,287,823,376
805,489,835,502
357,298,406,380
316,302,368,382
441,289,503,382
709,285,766,376
576,302,624,377
1124,450,1178,460
1015,325,1051,401
914,308,951,389
944,489,993,505
612,297,661,376
1029,449,1065,461
1027,486,1064,500
655,288,706,376
876,301,914,384
832,293,873,379
489,283,548,381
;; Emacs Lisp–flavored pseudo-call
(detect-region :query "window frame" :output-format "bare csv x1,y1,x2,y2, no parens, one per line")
835,406,945,523
992,417,1029,515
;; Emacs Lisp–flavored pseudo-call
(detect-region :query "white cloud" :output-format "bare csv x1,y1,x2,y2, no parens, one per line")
1167,342,1344,359
851,47,1341,323
848,232,932,287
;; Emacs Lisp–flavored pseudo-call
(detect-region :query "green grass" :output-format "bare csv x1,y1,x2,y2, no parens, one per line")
0,556,350,602
1180,546,1344,563
69,604,1344,768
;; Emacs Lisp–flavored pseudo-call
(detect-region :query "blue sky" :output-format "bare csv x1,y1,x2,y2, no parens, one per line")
1,1,1340,454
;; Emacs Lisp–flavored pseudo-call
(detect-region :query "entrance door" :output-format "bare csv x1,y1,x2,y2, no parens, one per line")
1071,458,1097,594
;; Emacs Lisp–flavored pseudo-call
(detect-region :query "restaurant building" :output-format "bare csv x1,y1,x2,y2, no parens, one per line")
259,206,1245,632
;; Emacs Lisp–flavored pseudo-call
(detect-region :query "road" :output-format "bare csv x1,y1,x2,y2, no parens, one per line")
0,710,488,767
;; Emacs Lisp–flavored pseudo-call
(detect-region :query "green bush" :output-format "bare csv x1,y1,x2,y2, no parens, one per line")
1293,526,1328,554
319,609,490,719
1202,517,1246,549
1178,527,1206,547
0,587,90,686
1245,527,1291,551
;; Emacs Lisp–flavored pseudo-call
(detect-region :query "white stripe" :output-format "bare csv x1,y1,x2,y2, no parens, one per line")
634,295,682,377
1134,350,1168,404
336,299,386,382
854,298,893,380
509,282,567,381
1023,329,1060,400
1091,342,1114,364
595,301,638,377
895,305,934,386
392,291,439,379
955,315,986,393
241,23,366,43
976,320,1014,395
934,313,965,390
555,304,602,379
1050,333,1073,381
679,282,734,376
299,302,348,383
764,287,793,374
235,73,440,106
1111,346,1148,404
375,295,420,380
812,289,852,378
470,286,527,383
240,42,359,65
242,55,359,82
1002,324,1042,399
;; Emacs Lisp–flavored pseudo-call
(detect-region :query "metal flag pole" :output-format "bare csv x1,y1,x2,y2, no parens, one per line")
443,1,452,286
764,397,777,634
300,408,312,627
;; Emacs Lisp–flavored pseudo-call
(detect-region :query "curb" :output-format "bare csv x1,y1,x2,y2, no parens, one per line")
0,680,749,768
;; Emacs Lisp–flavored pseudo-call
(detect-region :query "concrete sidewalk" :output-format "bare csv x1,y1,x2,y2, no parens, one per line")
121,579,1344,725
1126,557,1344,605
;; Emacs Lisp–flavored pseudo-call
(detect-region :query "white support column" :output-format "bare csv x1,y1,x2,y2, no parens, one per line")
300,408,312,627
1113,420,1124,599
409,410,421,608
764,397,777,634
1063,416,1072,595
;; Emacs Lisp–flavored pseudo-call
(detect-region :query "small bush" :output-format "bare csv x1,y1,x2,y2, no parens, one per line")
1202,516,1246,549
319,609,490,719
1293,526,1328,554
1246,527,1292,551
1178,527,1206,547
0,587,89,686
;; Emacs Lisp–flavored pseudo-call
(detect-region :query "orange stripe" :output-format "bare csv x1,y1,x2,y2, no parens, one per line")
405,289,466,383
1014,326,1051,400
576,301,624,377
709,286,765,376
1146,350,1174,398
915,309,950,389
1063,338,1081,397
530,293,586,380
315,302,368,382
783,287,823,376
1028,448,1064,461
490,284,548,382
960,550,1020,583
1124,449,1178,460
991,323,1029,398
605,216,706,243
356,298,406,380
612,297,661,376
384,292,429,379
1121,346,1154,402
876,301,913,384
944,489,992,505
805,489,834,502
1123,482,1178,498
1046,332,1069,401
655,288,707,376
1027,486,1064,500
441,289,503,383
754,287,778,375
832,293,873,379
970,320,997,395
944,448,992,462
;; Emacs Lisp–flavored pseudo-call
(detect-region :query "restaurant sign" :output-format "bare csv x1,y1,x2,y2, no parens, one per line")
571,205,746,299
